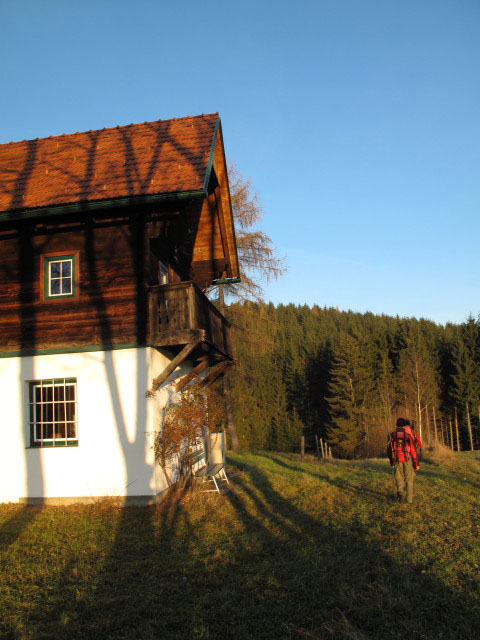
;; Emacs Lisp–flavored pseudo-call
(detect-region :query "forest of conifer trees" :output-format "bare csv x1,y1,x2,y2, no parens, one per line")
225,303,480,458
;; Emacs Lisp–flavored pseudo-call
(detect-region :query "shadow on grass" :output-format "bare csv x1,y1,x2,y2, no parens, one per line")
418,464,480,492
1,460,479,640
0,506,39,552
219,461,479,639
254,453,389,500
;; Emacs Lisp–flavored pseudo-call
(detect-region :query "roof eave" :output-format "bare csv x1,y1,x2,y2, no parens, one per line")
0,189,206,224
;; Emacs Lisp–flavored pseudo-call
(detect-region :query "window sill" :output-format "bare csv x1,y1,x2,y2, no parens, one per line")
26,442,79,449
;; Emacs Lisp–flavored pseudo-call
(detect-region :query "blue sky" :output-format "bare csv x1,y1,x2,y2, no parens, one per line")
1,0,479,325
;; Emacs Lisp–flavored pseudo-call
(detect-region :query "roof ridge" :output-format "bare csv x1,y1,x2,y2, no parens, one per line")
0,112,219,147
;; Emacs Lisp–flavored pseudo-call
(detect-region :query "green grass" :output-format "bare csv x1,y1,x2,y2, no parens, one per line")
1,452,479,639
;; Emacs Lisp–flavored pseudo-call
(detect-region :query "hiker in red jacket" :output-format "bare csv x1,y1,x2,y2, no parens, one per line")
407,419,423,454
387,418,420,504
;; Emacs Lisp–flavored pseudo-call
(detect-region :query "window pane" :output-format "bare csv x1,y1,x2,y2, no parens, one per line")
62,261,71,277
35,424,42,441
42,403,53,422
35,386,41,402
54,386,65,401
54,403,65,421
66,402,76,421
65,385,75,401
159,263,169,285
61,277,72,294
67,423,76,438
50,262,61,278
44,423,53,439
42,386,53,402
55,423,66,439
50,279,61,294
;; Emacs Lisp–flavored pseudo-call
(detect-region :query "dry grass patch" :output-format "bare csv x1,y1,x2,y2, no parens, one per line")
422,442,457,466
0,451,479,640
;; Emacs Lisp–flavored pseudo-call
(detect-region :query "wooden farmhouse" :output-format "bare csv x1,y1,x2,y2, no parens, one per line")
0,113,239,504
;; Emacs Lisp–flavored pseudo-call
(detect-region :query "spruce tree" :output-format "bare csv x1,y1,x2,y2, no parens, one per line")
451,316,480,450
327,332,374,458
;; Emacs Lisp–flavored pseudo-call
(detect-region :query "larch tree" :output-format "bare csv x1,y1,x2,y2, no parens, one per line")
209,165,286,449
397,328,440,443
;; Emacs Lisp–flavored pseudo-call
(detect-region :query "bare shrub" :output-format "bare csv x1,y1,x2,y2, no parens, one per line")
153,384,225,487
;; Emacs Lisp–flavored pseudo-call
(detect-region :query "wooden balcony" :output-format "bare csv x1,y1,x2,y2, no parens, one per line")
148,282,233,360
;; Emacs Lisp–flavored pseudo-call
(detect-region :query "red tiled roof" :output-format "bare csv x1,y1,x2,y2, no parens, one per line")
0,114,219,213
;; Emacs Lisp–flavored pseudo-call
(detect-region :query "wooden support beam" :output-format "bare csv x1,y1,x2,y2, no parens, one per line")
153,329,206,348
196,353,214,362
201,360,232,388
175,357,213,391
213,187,232,277
152,342,198,390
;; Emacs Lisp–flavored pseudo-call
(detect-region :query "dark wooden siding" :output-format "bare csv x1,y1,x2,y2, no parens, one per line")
0,190,235,355
0,215,149,353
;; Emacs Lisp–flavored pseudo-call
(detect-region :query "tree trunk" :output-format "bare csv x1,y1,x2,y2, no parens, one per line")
217,284,240,451
478,405,480,447
478,405,480,448
425,405,431,444
415,358,423,441
432,406,438,443
455,407,461,452
223,374,239,450
466,402,474,451
448,416,454,451
440,419,445,445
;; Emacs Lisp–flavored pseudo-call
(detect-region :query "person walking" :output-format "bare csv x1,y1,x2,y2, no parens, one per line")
405,419,423,455
387,418,420,503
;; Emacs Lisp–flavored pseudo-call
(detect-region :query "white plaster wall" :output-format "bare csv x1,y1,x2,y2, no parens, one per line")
149,348,193,495
0,346,191,503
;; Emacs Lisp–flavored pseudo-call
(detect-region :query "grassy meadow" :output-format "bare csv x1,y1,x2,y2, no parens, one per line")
1,450,479,639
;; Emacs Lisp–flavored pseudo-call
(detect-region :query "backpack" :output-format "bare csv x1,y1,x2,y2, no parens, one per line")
387,428,411,463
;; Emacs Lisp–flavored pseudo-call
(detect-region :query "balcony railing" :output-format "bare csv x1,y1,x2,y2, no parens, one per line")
148,282,232,359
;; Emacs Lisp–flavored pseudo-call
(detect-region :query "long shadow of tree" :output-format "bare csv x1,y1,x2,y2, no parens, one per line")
0,139,50,549
3,455,479,639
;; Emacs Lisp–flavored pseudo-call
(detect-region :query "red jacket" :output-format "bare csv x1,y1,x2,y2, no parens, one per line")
388,427,419,467
408,427,422,451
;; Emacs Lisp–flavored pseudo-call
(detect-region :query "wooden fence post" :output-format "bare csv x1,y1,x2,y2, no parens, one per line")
301,436,305,461
315,435,320,460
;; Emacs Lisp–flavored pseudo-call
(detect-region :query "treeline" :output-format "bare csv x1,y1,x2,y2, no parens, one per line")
225,302,480,458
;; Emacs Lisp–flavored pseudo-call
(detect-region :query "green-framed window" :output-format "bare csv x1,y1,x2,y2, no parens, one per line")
29,378,78,447
44,255,76,299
